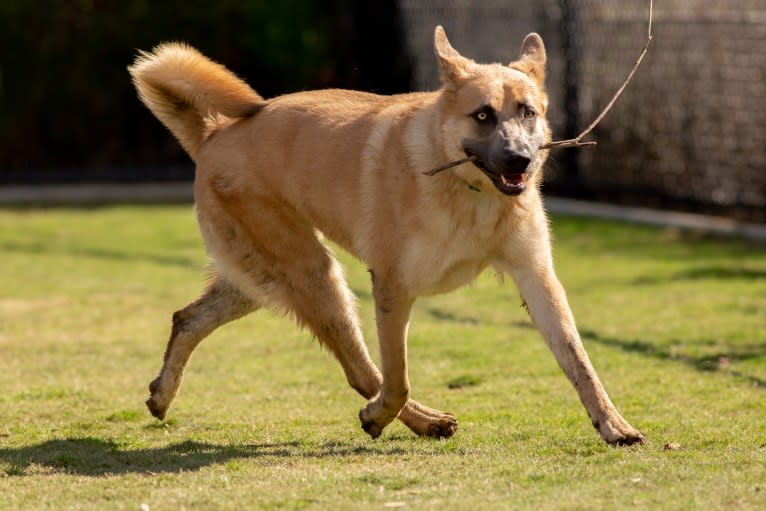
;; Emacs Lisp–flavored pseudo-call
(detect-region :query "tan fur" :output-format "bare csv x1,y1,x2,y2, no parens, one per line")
129,43,263,157
130,28,643,445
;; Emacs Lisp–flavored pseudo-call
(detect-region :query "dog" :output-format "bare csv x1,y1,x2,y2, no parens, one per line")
129,26,644,445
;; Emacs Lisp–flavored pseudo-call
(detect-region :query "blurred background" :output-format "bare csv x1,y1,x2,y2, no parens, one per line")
1,0,764,221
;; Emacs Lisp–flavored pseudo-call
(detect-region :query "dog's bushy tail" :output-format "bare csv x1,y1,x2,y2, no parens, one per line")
128,43,264,159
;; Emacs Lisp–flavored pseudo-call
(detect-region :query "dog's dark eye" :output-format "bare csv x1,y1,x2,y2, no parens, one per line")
470,106,496,125
522,106,536,119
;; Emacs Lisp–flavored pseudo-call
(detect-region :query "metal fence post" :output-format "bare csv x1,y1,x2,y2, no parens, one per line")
559,0,581,189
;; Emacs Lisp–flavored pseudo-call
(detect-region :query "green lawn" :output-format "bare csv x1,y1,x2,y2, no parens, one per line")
0,205,764,510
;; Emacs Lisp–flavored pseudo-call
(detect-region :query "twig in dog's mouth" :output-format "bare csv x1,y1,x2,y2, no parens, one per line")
423,155,478,176
424,0,653,177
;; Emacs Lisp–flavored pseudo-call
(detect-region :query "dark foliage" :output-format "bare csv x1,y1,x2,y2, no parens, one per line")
0,1,412,174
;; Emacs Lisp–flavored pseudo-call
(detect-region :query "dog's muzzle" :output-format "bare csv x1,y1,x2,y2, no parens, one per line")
465,149,531,196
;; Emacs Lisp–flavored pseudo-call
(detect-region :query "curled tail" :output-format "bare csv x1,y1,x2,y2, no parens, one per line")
128,43,264,159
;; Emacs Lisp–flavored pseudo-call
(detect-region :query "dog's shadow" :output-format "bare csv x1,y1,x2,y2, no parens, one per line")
580,328,766,388
0,437,411,477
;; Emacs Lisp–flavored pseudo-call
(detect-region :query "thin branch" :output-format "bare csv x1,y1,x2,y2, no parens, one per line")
541,0,653,150
424,0,654,176
423,155,477,176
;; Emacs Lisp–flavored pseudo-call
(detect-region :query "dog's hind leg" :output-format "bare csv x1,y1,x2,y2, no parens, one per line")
272,250,458,439
281,248,384,403
146,277,257,420
193,187,456,437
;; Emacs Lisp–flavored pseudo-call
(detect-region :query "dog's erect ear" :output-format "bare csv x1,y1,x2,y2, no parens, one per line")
434,26,470,90
510,33,546,86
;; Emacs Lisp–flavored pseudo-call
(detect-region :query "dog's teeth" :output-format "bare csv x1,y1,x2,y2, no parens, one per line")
500,175,509,186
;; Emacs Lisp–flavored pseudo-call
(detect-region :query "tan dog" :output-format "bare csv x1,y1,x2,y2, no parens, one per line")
129,27,644,445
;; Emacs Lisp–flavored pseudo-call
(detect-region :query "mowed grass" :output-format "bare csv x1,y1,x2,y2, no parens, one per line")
0,204,764,510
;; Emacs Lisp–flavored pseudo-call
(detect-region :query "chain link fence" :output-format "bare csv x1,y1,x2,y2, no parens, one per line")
400,0,766,221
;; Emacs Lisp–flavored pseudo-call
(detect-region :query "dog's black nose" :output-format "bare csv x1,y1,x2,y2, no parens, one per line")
501,149,531,173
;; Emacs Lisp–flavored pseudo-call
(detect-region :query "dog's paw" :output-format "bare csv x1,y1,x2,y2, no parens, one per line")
422,413,458,439
359,409,383,439
607,429,645,446
359,402,394,438
145,396,167,421
595,416,645,446
146,377,168,420
398,400,459,438
359,395,405,439
359,408,385,439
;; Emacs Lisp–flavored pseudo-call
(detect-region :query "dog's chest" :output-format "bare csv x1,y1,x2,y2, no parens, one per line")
399,202,507,296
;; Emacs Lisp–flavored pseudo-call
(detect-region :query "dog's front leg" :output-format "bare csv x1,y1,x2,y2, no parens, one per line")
359,274,413,438
504,261,644,446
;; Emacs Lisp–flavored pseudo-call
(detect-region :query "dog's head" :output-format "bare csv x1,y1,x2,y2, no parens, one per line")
434,27,551,196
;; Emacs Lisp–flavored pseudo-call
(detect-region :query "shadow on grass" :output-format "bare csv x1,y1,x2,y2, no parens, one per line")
1,241,198,269
632,265,766,285
580,328,766,388
0,437,412,477
425,307,481,326
350,287,372,302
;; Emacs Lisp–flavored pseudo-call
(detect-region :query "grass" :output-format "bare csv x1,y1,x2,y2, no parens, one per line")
0,204,764,510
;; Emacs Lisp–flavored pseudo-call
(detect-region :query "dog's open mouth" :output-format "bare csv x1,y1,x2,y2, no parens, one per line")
466,151,526,195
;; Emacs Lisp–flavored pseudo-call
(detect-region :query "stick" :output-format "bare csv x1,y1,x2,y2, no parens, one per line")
541,0,653,150
423,155,477,176
424,0,653,175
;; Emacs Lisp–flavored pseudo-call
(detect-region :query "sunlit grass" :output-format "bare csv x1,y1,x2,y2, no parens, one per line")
1,205,764,510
